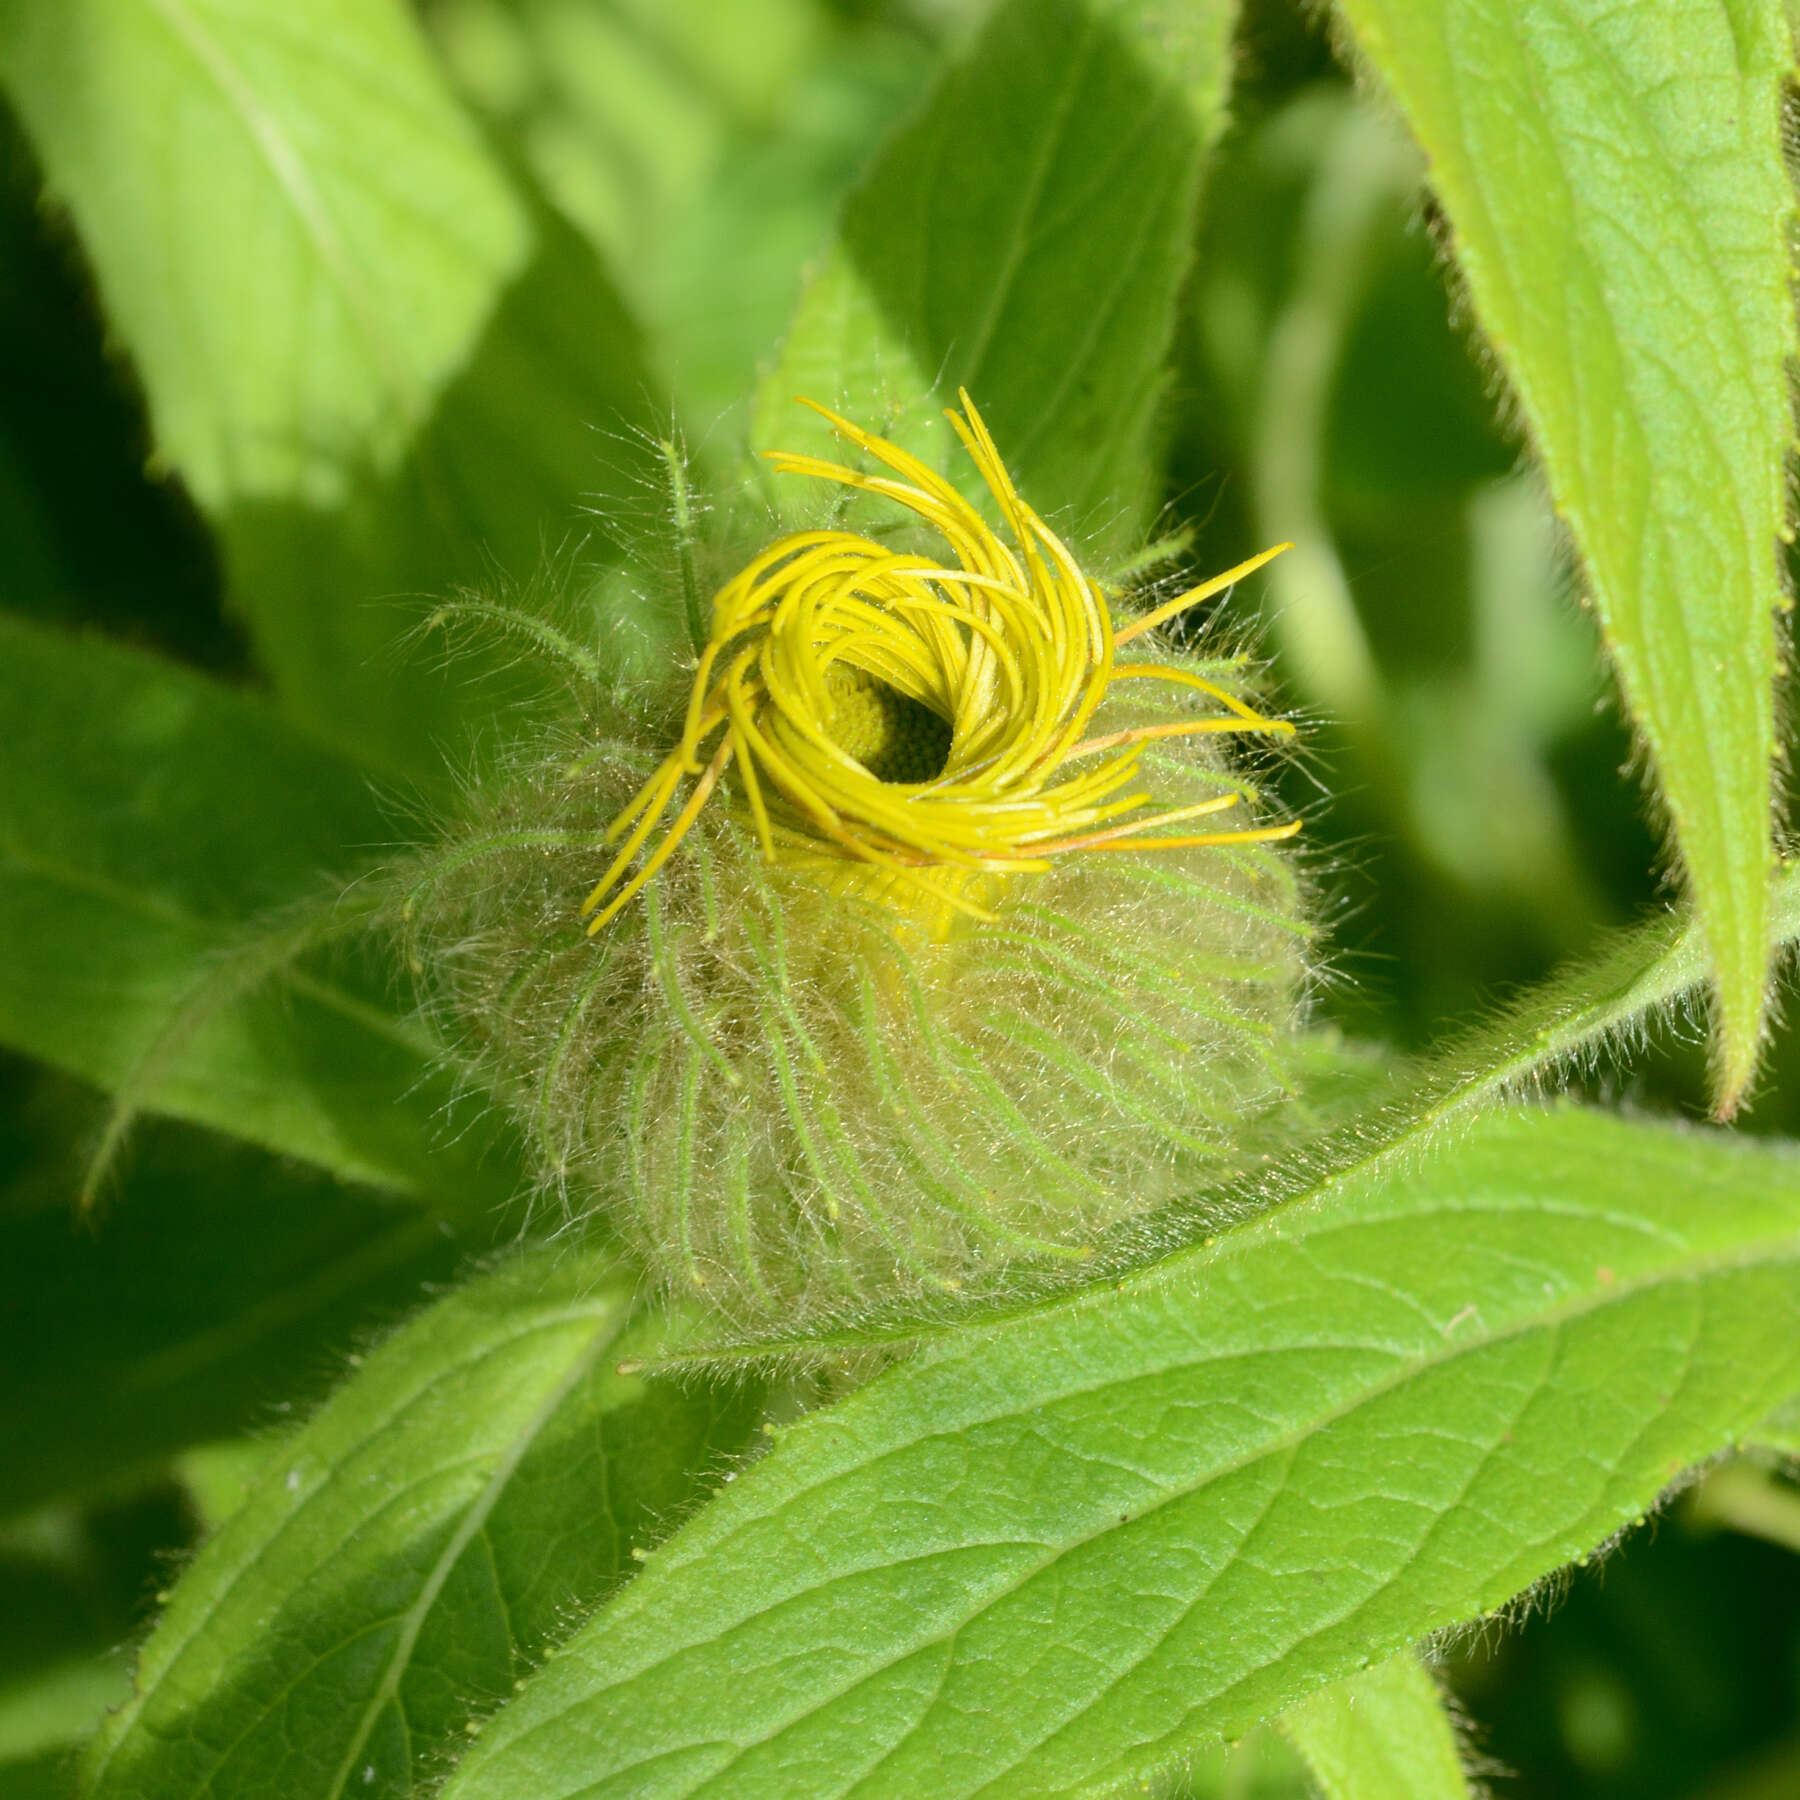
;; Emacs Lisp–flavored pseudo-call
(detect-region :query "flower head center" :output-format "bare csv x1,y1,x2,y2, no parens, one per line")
580,391,1298,934
824,665,953,785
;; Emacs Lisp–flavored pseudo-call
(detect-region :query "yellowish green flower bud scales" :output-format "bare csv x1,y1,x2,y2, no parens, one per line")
415,396,1312,1328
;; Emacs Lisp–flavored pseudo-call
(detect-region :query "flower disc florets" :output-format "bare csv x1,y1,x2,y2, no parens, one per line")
413,396,1311,1328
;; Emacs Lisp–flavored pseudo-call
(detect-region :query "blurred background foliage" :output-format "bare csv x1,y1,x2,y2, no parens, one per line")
0,1,1796,1795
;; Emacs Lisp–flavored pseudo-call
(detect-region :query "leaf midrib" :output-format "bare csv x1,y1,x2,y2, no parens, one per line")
483,1197,1800,1799
88,1294,628,1794
323,1305,625,1799
138,0,420,425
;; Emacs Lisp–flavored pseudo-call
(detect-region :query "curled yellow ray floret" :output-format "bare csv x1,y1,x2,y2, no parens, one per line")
582,390,1296,934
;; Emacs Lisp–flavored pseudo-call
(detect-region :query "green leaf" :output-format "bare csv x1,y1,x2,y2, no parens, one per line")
0,1109,470,1515
439,1105,1800,1800
83,1249,764,1800
754,0,1238,544
215,194,666,786
0,1465,163,1784
0,0,526,513
0,614,513,1200
0,1657,125,1769
1279,1653,1471,1799
1687,1460,1800,1556
1178,1731,1313,1798
0,1,664,784
1333,0,1797,1110
0,1508,135,1767
430,0,875,439
1752,1391,1800,1457
0,1757,72,1800
173,1438,281,1534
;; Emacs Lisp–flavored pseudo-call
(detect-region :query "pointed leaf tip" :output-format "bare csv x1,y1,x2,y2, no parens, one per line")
1335,0,1793,1122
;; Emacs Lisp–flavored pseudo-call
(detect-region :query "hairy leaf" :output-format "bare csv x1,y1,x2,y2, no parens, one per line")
441,1106,1800,1799
0,615,512,1199
83,1248,764,1800
754,0,1238,545
0,1106,471,1514
1280,1653,1471,1799
1334,0,1798,1108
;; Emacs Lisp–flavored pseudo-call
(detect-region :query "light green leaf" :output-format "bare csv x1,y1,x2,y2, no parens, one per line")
440,1105,1800,1800
174,1438,282,1534
0,614,513,1200
215,196,666,786
0,1,664,785
1752,1392,1800,1456
754,0,1238,545
1280,1653,1471,1799
0,0,526,512
83,1249,765,1800
1179,1731,1313,1798
1333,0,1797,1109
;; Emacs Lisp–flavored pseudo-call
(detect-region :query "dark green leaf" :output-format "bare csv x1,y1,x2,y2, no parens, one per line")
0,1539,131,1767
0,1755,75,1800
0,1107,470,1515
0,614,514,1200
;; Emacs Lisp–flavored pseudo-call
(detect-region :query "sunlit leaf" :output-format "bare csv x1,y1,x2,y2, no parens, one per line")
754,0,1240,546
0,1,668,785
432,1101,1800,1792
1334,0,1797,1109
439,1105,1800,1799
1280,1653,1471,1799
0,0,526,512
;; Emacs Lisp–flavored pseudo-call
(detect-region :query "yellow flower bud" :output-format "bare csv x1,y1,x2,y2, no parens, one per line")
411,395,1311,1328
